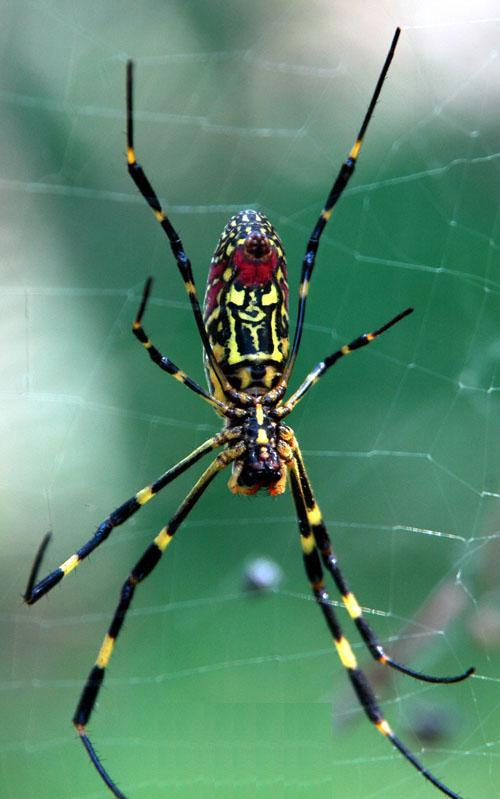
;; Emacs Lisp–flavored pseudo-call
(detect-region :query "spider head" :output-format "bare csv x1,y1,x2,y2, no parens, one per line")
235,445,282,494
228,404,284,495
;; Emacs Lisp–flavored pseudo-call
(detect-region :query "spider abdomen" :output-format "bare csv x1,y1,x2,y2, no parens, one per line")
203,210,289,400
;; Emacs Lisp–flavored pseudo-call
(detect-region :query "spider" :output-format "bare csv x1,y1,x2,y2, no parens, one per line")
24,27,474,799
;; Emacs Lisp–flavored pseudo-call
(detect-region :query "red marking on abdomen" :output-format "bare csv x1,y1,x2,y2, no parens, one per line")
234,249,278,286
205,259,228,317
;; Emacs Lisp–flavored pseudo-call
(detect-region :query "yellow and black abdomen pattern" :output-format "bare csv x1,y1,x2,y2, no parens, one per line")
203,210,289,399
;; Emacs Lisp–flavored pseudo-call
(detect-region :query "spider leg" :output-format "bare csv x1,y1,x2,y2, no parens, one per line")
126,60,232,398
73,442,244,799
24,429,241,605
292,442,474,684
133,277,243,418
288,457,466,799
283,28,401,385
275,307,413,419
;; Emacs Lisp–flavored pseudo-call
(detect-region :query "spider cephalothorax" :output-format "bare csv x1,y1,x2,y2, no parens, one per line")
24,28,474,799
227,400,287,495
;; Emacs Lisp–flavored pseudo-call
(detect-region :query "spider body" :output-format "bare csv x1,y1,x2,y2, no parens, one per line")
204,208,290,494
204,209,288,399
24,28,475,799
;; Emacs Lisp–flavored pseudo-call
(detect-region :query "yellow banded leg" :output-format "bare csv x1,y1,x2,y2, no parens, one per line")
274,307,413,420
132,277,231,414
289,456,389,732
61,553,79,575
24,433,231,606
289,452,465,799
73,447,243,799
96,633,115,669
292,441,474,686
279,29,402,389
125,60,231,397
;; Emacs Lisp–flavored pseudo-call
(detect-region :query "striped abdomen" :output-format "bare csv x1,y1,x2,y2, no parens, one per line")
203,210,289,402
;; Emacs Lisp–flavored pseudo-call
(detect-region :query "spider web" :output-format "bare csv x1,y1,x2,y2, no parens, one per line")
1,2,499,798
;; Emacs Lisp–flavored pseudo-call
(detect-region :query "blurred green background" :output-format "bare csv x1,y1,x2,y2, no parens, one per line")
1,2,499,798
